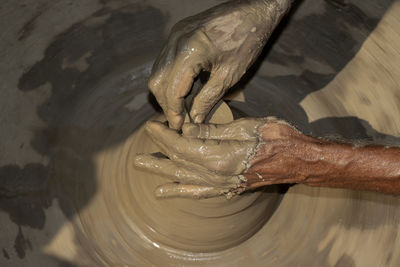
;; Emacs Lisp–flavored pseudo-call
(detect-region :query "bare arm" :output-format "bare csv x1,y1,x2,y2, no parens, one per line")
244,120,400,194
135,117,400,199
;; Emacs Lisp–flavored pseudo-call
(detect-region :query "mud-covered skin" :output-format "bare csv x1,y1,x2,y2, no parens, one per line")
133,117,269,198
134,119,263,198
136,117,400,199
133,117,276,198
148,0,291,129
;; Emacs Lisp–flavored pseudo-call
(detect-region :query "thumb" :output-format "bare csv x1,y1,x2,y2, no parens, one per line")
182,118,266,141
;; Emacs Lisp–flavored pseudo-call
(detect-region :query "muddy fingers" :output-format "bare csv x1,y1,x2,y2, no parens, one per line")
182,118,267,141
134,154,240,187
154,183,228,199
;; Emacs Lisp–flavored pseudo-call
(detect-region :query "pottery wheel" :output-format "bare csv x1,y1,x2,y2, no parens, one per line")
2,0,400,266
54,91,282,264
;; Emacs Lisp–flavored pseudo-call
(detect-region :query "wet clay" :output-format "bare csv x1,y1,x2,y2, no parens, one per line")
69,101,281,261
135,115,265,198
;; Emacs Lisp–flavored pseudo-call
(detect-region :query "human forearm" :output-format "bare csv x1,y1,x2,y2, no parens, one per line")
302,144,400,194
244,122,400,194
136,116,400,199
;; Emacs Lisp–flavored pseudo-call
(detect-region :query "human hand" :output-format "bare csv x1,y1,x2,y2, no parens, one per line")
134,117,311,199
148,0,289,129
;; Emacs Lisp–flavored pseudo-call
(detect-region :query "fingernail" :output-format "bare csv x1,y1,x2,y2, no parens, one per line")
193,114,205,123
154,187,166,198
145,121,155,133
167,111,184,130
145,121,163,136
173,116,184,130
169,122,180,130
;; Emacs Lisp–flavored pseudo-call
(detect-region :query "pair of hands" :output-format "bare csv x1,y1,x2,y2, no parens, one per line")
134,118,263,199
134,0,400,198
135,118,310,198
135,0,292,198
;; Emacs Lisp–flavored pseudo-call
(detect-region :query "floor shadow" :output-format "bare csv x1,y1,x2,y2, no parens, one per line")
1,3,166,264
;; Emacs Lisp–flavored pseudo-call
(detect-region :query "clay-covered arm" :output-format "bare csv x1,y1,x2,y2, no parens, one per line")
135,117,400,199
148,0,292,129
245,122,400,194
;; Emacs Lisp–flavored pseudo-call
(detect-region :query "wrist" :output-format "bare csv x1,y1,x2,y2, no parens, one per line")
251,0,292,39
273,0,293,12
242,119,315,188
238,0,292,28
258,0,292,17
242,118,357,188
300,141,356,182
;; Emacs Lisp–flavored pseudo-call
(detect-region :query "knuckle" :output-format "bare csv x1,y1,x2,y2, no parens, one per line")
147,76,160,93
176,30,208,56
205,160,229,174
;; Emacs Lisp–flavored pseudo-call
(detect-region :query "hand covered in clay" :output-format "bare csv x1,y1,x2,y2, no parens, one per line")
148,0,290,129
134,117,309,199
135,117,400,199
